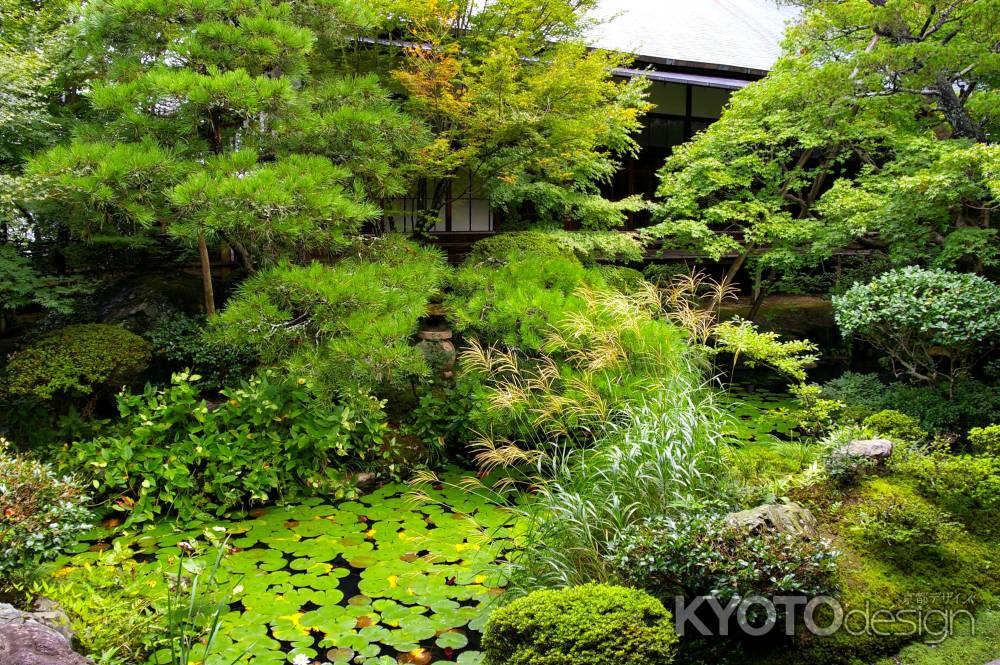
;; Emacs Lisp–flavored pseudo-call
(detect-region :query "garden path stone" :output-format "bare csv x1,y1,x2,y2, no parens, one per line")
724,502,819,539
0,600,88,665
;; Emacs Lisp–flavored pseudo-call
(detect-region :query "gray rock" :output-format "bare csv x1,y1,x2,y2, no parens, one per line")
840,438,894,463
350,472,378,492
725,502,819,539
0,601,87,665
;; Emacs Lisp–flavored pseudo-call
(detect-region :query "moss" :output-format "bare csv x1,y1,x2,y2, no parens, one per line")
875,610,1000,665
780,475,1000,664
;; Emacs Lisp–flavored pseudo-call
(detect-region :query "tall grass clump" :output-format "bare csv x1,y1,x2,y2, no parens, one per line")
460,284,695,457
416,276,740,596
504,384,734,594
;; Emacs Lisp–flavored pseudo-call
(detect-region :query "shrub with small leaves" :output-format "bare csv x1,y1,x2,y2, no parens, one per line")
826,449,878,487
863,410,927,444
820,372,889,412
606,511,839,619
833,268,1000,386
145,313,257,392
969,424,1000,456
2,324,151,401
482,583,678,665
0,441,93,582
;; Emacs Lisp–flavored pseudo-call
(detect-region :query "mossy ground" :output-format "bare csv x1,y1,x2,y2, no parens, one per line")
875,610,1000,664
781,470,1000,664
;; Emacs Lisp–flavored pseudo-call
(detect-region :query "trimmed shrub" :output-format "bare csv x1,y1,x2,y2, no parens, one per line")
482,583,678,665
2,324,150,401
0,442,93,582
833,267,1000,386
863,409,927,444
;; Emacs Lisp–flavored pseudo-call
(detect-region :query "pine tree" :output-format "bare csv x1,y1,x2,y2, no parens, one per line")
24,0,404,314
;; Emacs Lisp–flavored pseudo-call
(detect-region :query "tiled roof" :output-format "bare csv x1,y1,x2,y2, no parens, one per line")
585,0,801,74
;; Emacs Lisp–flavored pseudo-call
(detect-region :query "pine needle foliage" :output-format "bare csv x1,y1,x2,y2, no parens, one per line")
447,255,604,353
21,0,424,311
209,235,448,396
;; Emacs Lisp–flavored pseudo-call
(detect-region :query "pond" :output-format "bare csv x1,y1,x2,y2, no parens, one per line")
55,472,516,665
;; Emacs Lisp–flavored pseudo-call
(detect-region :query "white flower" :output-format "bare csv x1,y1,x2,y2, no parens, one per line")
292,654,310,665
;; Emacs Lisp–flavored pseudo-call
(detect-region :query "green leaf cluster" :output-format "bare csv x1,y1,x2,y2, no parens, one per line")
0,244,87,314
70,371,395,524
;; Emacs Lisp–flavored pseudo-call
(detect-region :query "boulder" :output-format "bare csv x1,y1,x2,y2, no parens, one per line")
0,600,87,665
839,438,893,463
725,502,819,540
98,281,178,332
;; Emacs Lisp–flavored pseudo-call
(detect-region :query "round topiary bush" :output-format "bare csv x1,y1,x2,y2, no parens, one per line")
482,583,678,665
832,267,1000,386
2,323,151,401
863,409,927,444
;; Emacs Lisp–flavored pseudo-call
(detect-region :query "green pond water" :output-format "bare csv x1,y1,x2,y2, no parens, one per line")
56,473,516,665
721,381,802,445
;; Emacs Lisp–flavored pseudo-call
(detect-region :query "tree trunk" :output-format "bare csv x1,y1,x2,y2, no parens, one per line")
198,229,216,316
218,230,255,273
933,76,987,143
748,268,776,321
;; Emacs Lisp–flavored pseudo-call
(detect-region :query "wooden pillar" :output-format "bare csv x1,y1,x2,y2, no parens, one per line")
684,84,693,139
